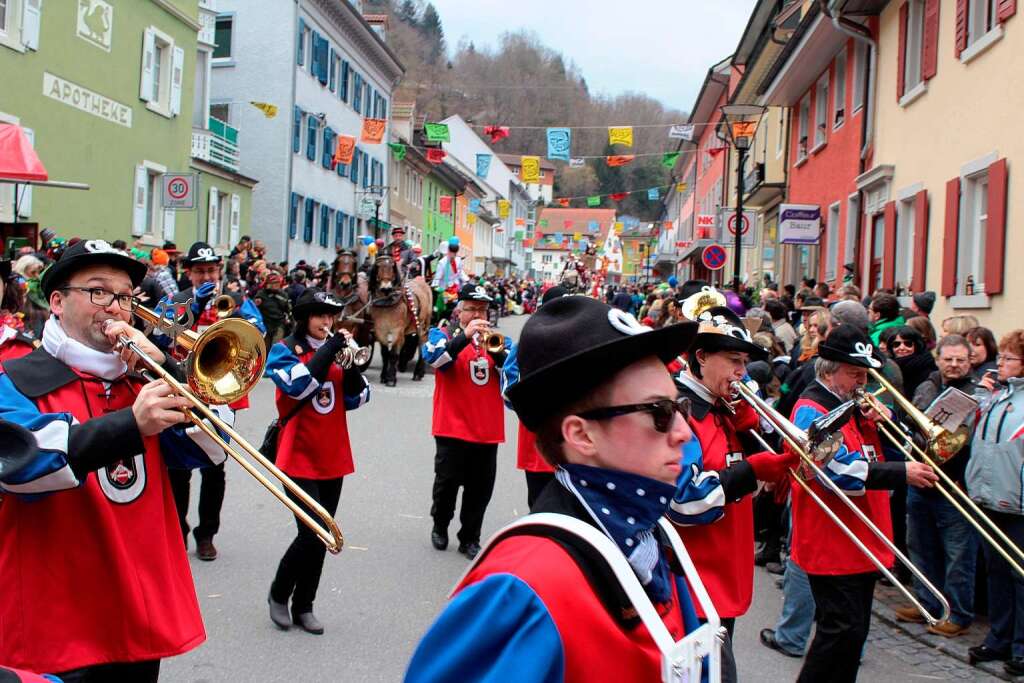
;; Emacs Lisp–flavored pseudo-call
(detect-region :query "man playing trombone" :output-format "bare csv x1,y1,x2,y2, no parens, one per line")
789,324,938,683
0,239,230,682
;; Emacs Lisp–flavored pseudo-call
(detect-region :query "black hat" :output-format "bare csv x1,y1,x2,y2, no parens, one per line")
183,241,221,266
797,296,826,311
541,286,568,305
459,283,492,303
292,288,346,319
818,324,883,369
679,279,709,301
689,306,768,360
505,297,697,431
40,239,147,297
913,291,936,315
391,225,406,234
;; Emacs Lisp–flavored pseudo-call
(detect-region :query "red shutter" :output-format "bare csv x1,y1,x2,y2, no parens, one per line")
898,2,909,99
986,158,1009,295
922,0,940,80
883,201,897,290
941,178,961,296
998,0,1017,22
911,190,929,292
955,0,969,57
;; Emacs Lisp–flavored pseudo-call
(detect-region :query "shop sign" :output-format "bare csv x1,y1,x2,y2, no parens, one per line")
43,72,132,128
779,204,821,244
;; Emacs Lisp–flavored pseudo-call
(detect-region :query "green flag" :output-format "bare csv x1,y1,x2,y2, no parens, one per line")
661,152,681,169
424,122,450,142
388,143,407,161
540,219,549,228
587,196,601,207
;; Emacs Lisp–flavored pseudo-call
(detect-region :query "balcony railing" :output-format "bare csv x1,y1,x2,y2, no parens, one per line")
191,116,240,173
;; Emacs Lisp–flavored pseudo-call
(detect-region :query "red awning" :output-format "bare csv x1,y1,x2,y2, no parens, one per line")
0,124,48,182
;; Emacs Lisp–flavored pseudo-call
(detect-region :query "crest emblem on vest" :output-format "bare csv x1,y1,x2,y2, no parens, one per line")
313,380,336,414
725,451,744,467
470,357,490,386
98,453,147,504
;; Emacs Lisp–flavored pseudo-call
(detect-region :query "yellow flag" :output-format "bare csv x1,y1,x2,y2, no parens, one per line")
250,101,279,118
614,222,624,234
608,126,633,147
520,156,541,183
573,232,582,240
676,182,688,193
498,199,511,218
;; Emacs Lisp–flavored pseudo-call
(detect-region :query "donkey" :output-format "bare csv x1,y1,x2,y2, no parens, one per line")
368,254,432,386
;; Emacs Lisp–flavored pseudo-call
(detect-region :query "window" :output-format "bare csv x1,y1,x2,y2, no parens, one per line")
139,27,182,117
304,197,315,243
542,254,552,264
152,43,164,102
853,41,867,112
213,15,232,59
871,213,885,291
0,0,9,36
825,202,840,280
192,50,209,127
895,197,916,292
335,210,346,247
210,102,230,123
306,116,317,161
903,0,925,93
833,48,847,130
1,0,40,52
293,107,302,154
797,96,809,161
319,205,330,247
814,73,829,148
958,170,989,294
132,162,168,239
968,0,997,46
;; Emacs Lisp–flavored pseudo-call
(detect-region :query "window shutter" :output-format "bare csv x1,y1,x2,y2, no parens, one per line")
304,198,314,243
922,0,940,81
297,18,305,66
362,152,369,188
320,205,329,247
21,0,41,50
329,49,336,92
132,166,148,236
336,211,345,247
986,158,1009,295
140,29,156,102
340,61,350,102
364,83,372,117
289,192,299,238
911,190,929,292
351,149,360,184
883,201,897,289
229,194,241,245
208,187,221,244
322,127,331,168
381,97,388,119
306,117,317,160
353,73,362,111
17,129,34,217
941,178,960,296
170,46,185,116
163,208,176,240
998,0,1017,22
317,37,329,86
897,2,908,100
955,0,969,57
293,107,302,153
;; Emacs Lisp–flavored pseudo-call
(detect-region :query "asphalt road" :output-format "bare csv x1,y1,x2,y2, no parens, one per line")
162,314,995,682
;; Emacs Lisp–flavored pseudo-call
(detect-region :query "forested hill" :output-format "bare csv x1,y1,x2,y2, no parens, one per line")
366,0,688,220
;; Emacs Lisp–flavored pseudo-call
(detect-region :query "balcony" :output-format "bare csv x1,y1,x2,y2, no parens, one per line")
191,116,239,173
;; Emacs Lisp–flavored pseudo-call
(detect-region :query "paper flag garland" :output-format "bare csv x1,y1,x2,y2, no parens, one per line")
515,217,525,226
676,182,688,192
540,219,549,228
587,196,600,207
484,125,510,142
249,101,279,118
388,143,407,161
361,118,387,144
661,152,680,169
546,128,571,162
608,126,633,147
476,153,492,178
426,148,447,164
498,199,511,218
588,220,599,231
569,158,585,168
469,198,481,214
647,187,660,200
556,198,570,207
664,221,674,230
563,220,573,229
668,124,694,141
606,155,635,167
439,196,453,214
424,123,450,142
333,135,356,167
521,156,541,183
609,192,628,202
573,232,582,240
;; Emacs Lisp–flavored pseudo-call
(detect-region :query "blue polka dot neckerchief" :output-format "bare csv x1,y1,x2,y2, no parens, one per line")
557,463,677,604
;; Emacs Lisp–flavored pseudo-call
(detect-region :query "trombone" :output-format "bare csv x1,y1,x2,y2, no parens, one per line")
117,302,345,554
732,381,951,625
856,370,1024,579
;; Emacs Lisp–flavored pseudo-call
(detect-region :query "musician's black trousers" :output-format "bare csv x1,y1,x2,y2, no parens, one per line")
798,572,877,683
271,476,344,617
57,660,160,683
168,462,226,542
431,436,498,545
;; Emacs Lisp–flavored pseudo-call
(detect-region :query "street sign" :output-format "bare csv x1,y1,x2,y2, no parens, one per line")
161,173,196,209
717,208,757,247
701,243,727,271
358,197,377,218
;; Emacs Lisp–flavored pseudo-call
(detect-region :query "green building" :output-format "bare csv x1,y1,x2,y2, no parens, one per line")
421,165,464,255
0,0,255,252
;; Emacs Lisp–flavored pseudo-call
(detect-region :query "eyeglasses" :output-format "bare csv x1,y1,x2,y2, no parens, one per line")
577,396,691,433
60,286,138,312
997,354,1023,364
891,339,914,349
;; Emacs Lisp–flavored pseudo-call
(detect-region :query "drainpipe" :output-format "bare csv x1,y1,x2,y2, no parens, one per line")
821,0,877,160
284,0,300,265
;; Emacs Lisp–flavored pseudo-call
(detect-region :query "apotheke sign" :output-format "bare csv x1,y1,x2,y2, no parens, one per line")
43,72,132,128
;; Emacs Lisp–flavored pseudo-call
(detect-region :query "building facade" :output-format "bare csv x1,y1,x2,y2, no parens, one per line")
497,153,555,205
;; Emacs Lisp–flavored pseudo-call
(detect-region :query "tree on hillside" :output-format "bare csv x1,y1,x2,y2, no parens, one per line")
419,4,445,65
396,0,420,24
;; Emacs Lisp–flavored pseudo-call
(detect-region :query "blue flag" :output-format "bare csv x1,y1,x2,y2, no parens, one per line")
546,127,571,162
469,198,481,214
588,220,599,232
647,187,660,201
476,153,492,178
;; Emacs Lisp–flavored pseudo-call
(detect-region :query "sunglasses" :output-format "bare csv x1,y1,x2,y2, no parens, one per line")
890,339,914,349
577,396,691,433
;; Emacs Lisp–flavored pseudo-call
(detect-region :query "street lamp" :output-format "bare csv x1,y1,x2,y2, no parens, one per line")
719,103,766,293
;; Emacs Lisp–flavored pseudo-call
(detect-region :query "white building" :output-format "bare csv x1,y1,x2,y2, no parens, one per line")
210,0,403,265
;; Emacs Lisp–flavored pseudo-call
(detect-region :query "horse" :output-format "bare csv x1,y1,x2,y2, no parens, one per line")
368,254,432,386
329,249,374,370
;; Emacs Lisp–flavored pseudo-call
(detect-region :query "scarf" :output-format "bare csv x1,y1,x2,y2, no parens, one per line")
306,334,326,350
42,315,128,380
557,463,677,604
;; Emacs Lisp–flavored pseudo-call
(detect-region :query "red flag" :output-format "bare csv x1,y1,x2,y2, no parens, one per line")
426,148,447,164
556,198,571,207
606,155,635,167
609,192,628,201
439,195,453,214
484,125,510,143
707,147,727,157
563,220,573,229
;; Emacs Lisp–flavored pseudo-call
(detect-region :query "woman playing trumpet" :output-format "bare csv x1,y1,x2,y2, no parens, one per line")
264,288,370,635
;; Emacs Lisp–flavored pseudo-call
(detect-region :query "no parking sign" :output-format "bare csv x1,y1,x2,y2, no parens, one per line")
161,173,196,210
701,243,727,271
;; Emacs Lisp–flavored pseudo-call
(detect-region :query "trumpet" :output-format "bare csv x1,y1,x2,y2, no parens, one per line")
323,329,372,369
473,326,505,354
213,293,237,319
732,381,951,625
855,371,1024,579
117,302,345,553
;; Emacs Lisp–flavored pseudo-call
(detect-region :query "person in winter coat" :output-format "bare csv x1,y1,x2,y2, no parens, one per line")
255,272,292,350
888,326,937,402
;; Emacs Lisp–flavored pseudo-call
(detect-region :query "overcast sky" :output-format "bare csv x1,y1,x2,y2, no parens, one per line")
427,0,756,115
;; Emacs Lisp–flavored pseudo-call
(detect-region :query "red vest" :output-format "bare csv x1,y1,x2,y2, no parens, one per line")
673,406,755,618
789,396,894,575
516,423,554,473
0,338,34,364
456,535,687,682
0,374,204,672
431,343,504,444
275,348,355,480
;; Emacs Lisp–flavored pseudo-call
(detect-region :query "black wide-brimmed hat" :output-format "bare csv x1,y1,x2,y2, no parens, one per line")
292,288,346,319
183,241,221,266
796,295,826,312
459,283,492,303
506,296,697,431
818,324,883,369
689,306,768,360
40,239,147,297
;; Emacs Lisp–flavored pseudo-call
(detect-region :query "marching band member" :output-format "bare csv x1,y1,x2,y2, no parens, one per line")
406,297,714,682
668,307,796,636
421,283,511,560
264,288,370,635
789,325,937,683
0,258,36,363
0,239,228,681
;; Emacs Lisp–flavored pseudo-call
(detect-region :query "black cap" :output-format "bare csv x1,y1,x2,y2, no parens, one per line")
541,286,568,305
913,291,936,315
40,239,147,297
0,259,10,281
818,324,883,369
689,306,768,360
459,283,492,303
505,296,697,431
183,241,221,266
292,288,346,319
797,296,826,311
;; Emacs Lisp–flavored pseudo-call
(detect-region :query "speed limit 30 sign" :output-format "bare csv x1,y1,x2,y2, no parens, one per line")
162,173,196,210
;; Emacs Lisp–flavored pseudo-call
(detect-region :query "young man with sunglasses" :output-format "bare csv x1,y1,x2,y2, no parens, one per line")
0,239,230,682
407,296,726,682
668,306,796,637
